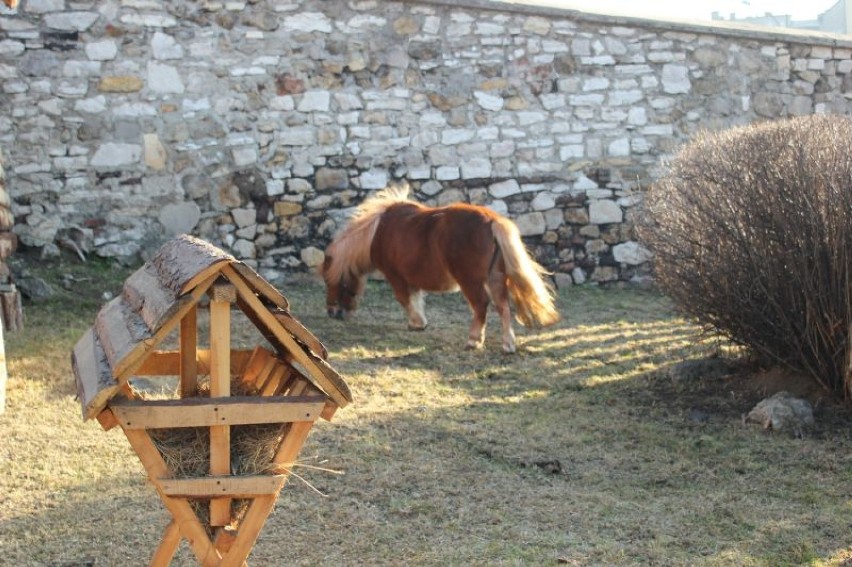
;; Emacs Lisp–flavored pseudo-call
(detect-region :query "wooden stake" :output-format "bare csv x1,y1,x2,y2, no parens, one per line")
209,281,235,527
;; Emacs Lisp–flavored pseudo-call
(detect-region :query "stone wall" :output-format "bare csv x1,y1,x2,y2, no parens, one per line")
2,0,852,285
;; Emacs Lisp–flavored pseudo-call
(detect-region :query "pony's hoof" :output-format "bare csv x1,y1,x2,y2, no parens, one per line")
408,323,427,331
465,341,483,350
502,344,517,354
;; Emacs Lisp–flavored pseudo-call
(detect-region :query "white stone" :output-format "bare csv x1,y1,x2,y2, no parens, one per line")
515,212,547,236
45,12,99,31
85,40,117,61
436,166,460,180
0,39,24,56
613,241,652,265
282,12,332,33
442,129,475,145
120,14,177,27
628,107,647,126
608,138,630,157
662,64,690,94
531,192,556,210
232,208,256,228
335,92,363,111
518,111,546,125
114,102,157,117
539,93,565,110
489,179,521,198
474,90,503,111
420,180,442,196
232,147,257,167
589,200,623,224
91,143,141,167
152,32,184,60
279,127,315,146
609,89,643,105
298,90,331,112
147,62,185,94
231,238,256,259
159,202,201,236
461,158,492,179
360,169,389,189
583,77,609,91
300,246,325,268
74,96,106,113
266,180,285,197
25,0,64,13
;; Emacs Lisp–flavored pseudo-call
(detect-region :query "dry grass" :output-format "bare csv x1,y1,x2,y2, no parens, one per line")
2,250,852,566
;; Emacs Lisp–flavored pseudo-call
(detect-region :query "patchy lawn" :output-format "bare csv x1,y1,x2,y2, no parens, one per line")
1,249,851,566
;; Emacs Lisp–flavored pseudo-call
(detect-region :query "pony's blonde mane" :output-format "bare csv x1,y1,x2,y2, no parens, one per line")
323,181,413,283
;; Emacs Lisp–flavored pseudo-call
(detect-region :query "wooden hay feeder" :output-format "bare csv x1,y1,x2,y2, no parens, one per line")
71,235,352,566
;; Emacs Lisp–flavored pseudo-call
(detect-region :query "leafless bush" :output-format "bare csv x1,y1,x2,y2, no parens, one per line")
638,115,852,399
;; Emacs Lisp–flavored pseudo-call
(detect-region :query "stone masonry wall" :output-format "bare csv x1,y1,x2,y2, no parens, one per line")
2,0,852,285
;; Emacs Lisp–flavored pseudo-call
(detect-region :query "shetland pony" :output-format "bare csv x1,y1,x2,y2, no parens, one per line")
320,182,560,353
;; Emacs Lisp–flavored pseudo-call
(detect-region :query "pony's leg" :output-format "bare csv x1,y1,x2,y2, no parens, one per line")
405,289,428,330
458,282,490,350
486,272,516,353
387,276,428,330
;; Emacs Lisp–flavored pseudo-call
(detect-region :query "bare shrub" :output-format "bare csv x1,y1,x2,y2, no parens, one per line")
638,115,852,399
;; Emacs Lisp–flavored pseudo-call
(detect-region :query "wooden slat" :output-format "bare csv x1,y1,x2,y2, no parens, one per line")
95,297,153,380
180,306,198,398
121,428,221,567
72,328,121,421
259,365,288,397
149,521,181,567
134,349,256,377
273,368,298,397
238,346,276,389
156,475,288,498
219,421,314,567
148,234,235,296
221,264,352,407
274,309,328,359
123,264,186,333
110,396,326,429
231,261,289,310
115,272,220,383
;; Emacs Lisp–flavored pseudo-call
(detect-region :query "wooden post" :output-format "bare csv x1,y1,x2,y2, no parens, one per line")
209,281,236,527
180,305,198,398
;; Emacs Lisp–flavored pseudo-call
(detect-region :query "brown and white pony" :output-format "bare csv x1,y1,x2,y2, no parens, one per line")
320,182,559,353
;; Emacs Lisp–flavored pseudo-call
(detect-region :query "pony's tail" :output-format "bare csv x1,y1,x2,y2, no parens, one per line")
491,217,560,328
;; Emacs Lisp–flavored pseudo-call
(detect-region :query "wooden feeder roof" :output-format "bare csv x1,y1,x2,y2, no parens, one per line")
72,235,352,421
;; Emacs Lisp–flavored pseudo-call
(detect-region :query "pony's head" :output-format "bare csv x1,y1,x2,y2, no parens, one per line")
320,254,366,320
318,182,410,320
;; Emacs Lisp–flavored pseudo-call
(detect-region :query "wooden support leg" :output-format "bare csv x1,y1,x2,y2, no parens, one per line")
219,421,314,567
122,428,221,567
149,521,181,567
